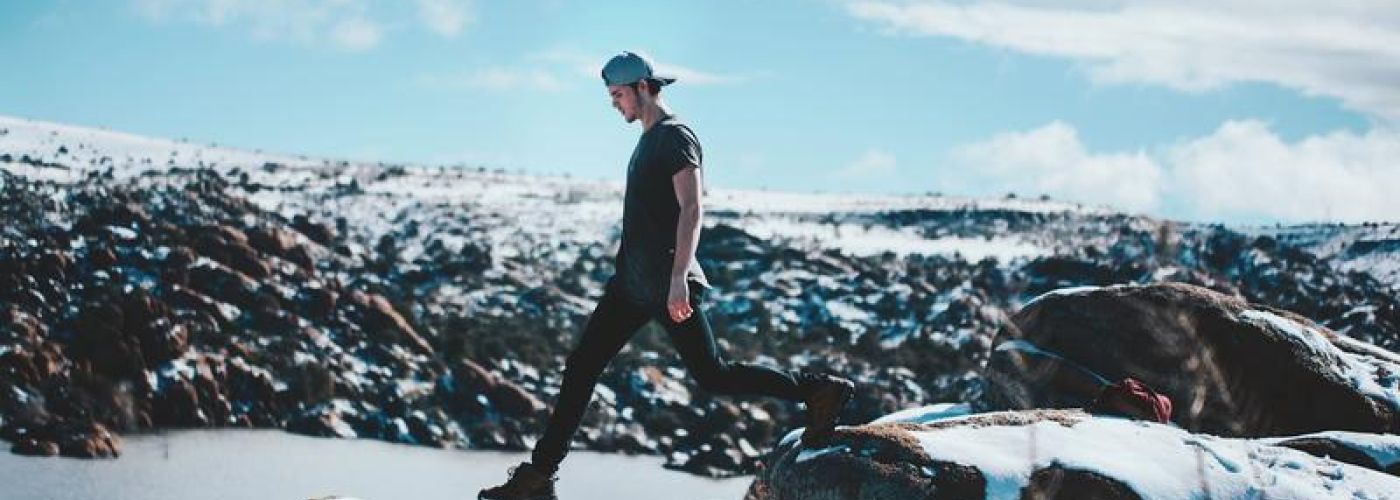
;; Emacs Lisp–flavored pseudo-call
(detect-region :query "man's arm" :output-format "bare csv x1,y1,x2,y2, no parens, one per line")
667,164,702,323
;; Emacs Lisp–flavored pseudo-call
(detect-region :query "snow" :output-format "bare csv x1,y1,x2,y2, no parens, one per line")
993,340,1111,385
1261,431,1400,469
777,405,1400,499
1340,255,1400,291
870,403,972,425
1021,285,1107,308
824,299,872,324
736,217,1047,262
707,187,1099,216
908,415,1400,500
795,444,850,464
0,115,321,180
1239,309,1400,410
1241,223,1400,290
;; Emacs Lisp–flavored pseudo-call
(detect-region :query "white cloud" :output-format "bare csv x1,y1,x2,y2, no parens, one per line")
832,149,898,179
415,0,472,38
952,120,1400,223
845,1,1400,120
331,17,382,51
954,121,1162,212
416,68,568,92
416,47,760,94
654,63,758,86
132,0,475,49
1166,121,1400,223
528,47,762,86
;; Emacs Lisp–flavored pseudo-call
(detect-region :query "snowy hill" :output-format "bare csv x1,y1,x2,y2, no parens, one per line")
2,114,1398,481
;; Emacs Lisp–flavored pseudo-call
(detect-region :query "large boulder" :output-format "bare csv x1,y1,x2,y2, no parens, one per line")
746,406,1400,499
983,283,1400,437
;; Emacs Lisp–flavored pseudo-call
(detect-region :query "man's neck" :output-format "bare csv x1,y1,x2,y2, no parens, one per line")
639,101,671,132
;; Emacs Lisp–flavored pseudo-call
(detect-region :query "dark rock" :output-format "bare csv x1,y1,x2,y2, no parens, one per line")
287,405,357,439
88,245,118,269
2,307,45,346
747,414,990,499
11,437,60,457
350,291,434,356
983,283,1400,437
0,341,67,388
9,420,122,459
486,381,544,419
187,260,259,310
150,374,207,427
292,215,336,245
1272,436,1382,473
70,304,146,380
300,286,338,320
1022,465,1144,500
247,225,298,257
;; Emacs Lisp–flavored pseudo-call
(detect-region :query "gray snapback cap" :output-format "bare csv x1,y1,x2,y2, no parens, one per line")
601,51,676,87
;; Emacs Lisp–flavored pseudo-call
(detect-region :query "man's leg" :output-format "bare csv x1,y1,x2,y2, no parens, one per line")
657,296,802,400
528,287,650,472
657,289,854,446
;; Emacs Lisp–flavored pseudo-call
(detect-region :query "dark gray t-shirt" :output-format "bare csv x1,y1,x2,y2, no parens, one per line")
614,115,710,306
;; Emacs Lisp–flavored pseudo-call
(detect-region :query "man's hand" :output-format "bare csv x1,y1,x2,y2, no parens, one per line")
667,277,692,323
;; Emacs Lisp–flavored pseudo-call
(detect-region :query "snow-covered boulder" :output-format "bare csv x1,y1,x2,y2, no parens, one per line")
984,283,1400,437
745,407,1400,499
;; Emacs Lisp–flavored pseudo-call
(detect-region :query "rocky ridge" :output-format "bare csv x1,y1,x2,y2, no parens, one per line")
1,115,1397,478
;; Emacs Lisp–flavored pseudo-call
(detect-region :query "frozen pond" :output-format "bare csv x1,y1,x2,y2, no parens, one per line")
0,429,751,500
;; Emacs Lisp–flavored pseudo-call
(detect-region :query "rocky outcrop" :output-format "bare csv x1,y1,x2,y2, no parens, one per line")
983,283,1400,437
1264,431,1400,476
4,137,1399,480
746,408,1400,499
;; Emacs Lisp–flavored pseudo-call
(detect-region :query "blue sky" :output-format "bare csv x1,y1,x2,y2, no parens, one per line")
2,1,1397,224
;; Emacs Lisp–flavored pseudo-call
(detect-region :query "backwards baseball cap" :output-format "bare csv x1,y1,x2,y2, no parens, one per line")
601,51,676,87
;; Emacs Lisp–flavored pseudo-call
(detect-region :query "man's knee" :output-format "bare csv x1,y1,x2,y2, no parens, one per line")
691,360,738,393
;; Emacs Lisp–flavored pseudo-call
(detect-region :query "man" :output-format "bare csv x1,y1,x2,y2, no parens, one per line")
479,51,855,500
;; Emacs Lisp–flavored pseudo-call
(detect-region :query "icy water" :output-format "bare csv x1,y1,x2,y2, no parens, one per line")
0,430,751,500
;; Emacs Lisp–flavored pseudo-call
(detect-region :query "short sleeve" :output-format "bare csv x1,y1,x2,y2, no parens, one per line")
662,124,703,176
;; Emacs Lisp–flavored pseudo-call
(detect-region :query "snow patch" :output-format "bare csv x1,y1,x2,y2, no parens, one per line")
910,416,1399,500
1022,285,1104,308
1239,309,1400,410
871,403,972,425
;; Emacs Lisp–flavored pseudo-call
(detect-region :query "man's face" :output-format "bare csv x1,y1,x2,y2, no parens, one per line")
607,83,641,123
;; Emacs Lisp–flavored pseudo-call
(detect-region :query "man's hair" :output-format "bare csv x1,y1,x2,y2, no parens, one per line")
630,78,663,97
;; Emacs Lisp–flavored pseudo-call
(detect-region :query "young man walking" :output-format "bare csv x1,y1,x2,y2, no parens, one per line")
479,51,855,500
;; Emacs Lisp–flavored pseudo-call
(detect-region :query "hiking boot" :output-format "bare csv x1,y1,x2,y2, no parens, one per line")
796,371,854,446
478,462,557,500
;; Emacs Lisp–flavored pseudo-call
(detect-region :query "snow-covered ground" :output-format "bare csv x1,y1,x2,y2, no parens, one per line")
6,112,1397,359
779,408,1400,500
1238,222,1400,291
0,114,1081,266
0,115,321,183
7,113,1394,291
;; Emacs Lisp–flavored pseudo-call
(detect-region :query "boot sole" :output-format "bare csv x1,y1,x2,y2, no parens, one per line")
478,493,557,500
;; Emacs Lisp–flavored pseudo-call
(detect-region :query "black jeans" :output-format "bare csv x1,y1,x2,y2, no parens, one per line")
530,280,802,472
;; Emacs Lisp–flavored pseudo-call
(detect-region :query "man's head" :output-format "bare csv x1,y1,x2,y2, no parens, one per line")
602,51,675,123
